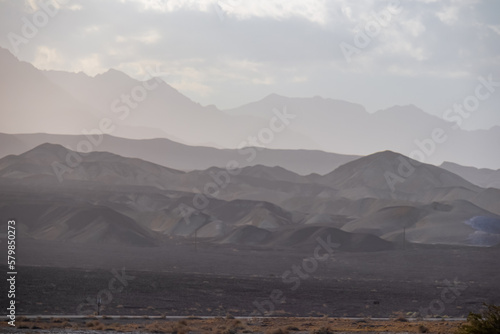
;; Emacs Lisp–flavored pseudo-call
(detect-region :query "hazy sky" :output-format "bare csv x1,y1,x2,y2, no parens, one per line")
1,0,499,130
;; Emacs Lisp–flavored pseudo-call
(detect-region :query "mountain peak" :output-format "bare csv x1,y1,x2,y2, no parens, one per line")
22,143,72,162
1,142,185,185
266,93,283,98
322,150,478,195
95,68,133,81
260,93,286,102
384,104,420,111
366,150,406,160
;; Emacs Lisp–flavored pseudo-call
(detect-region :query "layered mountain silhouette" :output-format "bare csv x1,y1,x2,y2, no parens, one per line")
0,142,183,187
2,132,497,189
1,47,499,168
314,150,480,201
225,94,500,168
1,45,499,249
0,133,359,176
440,161,500,189
1,143,499,248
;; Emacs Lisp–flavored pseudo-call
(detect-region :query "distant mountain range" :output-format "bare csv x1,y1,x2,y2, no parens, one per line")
1,45,499,249
0,132,359,176
0,47,499,169
1,143,499,248
1,132,498,189
440,161,500,189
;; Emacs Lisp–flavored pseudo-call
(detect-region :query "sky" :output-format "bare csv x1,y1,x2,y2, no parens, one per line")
0,0,499,130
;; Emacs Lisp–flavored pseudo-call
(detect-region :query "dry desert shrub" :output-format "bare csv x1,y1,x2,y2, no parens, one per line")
392,311,409,322
85,319,102,328
457,303,500,334
418,324,430,333
28,323,41,330
265,327,289,334
312,326,333,334
170,320,190,334
231,319,246,332
219,329,237,334
145,321,169,333
286,325,300,331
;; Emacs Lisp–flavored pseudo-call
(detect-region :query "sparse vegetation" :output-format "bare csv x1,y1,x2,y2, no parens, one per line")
0,317,467,333
393,311,409,322
266,327,289,334
170,320,190,334
312,326,333,334
286,325,300,331
85,319,104,330
457,304,500,334
418,324,430,333
220,328,238,334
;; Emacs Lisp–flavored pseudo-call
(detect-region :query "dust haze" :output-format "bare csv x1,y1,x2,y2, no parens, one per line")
0,1,499,332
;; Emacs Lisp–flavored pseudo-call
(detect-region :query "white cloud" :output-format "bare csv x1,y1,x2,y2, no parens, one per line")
32,46,64,70
129,0,214,12
386,64,469,78
400,17,426,37
67,3,83,11
251,76,274,85
135,30,162,44
436,5,459,25
489,25,500,36
1,0,499,128
84,25,100,33
341,6,352,19
128,0,330,25
73,53,105,76
115,30,162,45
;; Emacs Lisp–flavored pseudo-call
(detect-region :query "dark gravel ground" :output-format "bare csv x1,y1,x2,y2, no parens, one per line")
3,237,499,318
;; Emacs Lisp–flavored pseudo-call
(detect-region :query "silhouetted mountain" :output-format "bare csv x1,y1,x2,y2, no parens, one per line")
2,47,499,168
0,143,183,188
1,144,499,247
440,161,500,189
0,133,359,175
0,48,98,134
316,150,480,200
217,224,393,251
227,94,500,169
341,200,500,247
42,65,242,144
0,195,158,246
